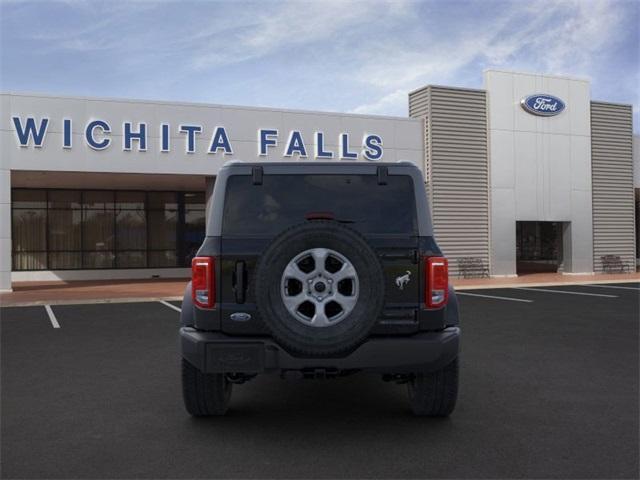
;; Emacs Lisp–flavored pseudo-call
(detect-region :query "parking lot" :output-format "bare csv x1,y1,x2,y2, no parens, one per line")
1,283,638,479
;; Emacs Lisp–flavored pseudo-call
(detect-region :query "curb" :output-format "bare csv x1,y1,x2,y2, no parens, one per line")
1,279,638,307
453,278,640,291
1,296,183,308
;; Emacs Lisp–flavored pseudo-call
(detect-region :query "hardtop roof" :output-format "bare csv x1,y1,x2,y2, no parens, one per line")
221,161,419,170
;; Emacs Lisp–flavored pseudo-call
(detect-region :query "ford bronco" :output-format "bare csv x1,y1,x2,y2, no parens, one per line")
180,161,460,416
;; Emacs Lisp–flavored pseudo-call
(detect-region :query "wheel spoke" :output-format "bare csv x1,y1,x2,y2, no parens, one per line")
333,262,357,282
283,262,307,282
281,247,359,328
282,291,307,311
333,292,358,311
310,306,331,327
310,248,329,273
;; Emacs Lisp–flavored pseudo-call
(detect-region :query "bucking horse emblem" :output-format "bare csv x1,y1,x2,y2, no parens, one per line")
395,270,411,290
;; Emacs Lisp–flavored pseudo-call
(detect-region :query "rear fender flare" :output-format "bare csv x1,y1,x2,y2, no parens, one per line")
180,282,195,327
445,285,460,327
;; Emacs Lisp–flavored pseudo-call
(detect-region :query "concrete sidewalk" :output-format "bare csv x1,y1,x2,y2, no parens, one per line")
452,271,640,290
1,272,638,307
0,279,187,307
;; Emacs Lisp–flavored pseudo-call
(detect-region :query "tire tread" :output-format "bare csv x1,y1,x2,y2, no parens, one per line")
255,221,385,357
408,357,458,417
182,359,232,416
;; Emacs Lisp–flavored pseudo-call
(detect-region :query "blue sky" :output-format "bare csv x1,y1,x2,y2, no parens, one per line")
1,0,638,129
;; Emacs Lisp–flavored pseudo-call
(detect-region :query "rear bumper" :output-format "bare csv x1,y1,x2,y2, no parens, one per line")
180,327,460,374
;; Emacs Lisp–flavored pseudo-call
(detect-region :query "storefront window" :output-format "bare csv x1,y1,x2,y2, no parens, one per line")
12,210,47,270
47,190,82,269
12,190,47,270
48,190,82,209
148,192,178,267
48,209,82,268
116,191,147,268
184,192,206,266
11,189,205,271
83,190,114,209
82,209,115,268
13,189,46,209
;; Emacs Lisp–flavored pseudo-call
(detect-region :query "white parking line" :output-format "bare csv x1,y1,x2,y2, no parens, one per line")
44,305,60,328
514,287,617,298
159,300,182,313
457,292,533,303
579,284,640,291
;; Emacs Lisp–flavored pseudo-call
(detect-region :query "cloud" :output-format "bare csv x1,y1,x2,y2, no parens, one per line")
189,0,412,70
10,2,160,53
526,0,624,73
348,0,634,115
350,88,407,115
1,0,636,129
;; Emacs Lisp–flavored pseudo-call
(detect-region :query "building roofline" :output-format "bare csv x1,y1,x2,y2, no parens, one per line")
0,90,420,123
483,68,591,83
408,84,486,96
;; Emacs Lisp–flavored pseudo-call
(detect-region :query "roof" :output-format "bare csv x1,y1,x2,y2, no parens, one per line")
222,160,419,169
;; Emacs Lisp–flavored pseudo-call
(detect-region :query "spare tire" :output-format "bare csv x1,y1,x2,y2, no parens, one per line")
255,221,384,357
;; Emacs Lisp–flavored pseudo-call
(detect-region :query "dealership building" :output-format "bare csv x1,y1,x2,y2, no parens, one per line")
1,69,637,291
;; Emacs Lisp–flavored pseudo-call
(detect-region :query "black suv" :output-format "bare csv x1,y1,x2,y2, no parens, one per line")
180,162,460,416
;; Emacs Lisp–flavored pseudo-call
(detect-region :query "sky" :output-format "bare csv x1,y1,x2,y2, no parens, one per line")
1,0,638,129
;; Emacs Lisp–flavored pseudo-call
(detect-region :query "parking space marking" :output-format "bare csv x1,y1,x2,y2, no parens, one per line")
515,287,617,298
457,292,533,303
580,284,640,291
44,305,60,328
159,300,182,313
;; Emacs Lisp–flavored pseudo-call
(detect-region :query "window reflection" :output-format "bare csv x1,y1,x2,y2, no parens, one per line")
12,189,205,271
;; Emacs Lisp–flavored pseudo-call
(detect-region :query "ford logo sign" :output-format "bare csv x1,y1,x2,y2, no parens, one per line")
520,94,566,117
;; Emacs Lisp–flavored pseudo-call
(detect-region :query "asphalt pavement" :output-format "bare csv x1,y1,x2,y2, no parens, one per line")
1,283,638,479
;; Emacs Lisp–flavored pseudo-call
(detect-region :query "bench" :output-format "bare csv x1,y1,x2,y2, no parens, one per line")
600,255,631,274
457,257,489,278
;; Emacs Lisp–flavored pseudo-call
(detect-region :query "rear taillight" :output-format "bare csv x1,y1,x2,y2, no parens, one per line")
192,256,215,309
425,256,448,308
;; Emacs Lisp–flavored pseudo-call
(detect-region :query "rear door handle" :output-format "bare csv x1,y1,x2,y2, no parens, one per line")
233,261,246,304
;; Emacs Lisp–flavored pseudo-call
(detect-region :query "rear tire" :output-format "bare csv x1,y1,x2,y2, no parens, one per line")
182,359,232,416
407,358,458,417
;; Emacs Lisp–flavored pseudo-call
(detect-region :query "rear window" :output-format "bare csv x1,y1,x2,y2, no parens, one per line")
222,174,417,235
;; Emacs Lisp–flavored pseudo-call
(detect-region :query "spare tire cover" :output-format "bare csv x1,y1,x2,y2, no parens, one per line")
255,221,385,357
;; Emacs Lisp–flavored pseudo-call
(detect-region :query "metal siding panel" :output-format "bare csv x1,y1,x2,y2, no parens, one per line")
590,101,635,272
410,86,489,276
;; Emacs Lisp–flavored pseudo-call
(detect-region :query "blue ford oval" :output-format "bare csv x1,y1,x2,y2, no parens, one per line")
521,94,566,116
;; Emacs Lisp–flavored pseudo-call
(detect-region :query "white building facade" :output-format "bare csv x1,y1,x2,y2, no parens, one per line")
1,70,636,290
484,70,595,276
409,70,636,278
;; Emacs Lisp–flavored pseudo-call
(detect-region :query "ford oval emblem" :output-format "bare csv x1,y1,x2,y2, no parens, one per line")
230,312,252,322
520,94,566,117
